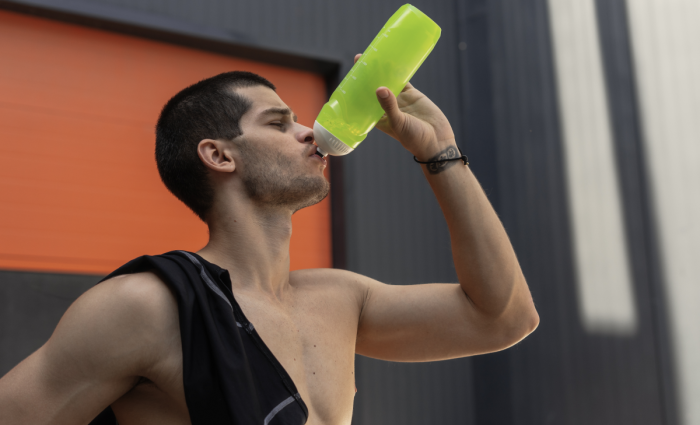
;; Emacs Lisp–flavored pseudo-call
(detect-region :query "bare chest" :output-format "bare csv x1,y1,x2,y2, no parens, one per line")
114,281,361,425
235,287,360,425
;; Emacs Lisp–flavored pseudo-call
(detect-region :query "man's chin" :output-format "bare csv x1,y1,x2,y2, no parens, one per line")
290,178,330,213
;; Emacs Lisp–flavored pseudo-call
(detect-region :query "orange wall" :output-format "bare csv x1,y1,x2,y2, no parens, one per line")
0,10,331,274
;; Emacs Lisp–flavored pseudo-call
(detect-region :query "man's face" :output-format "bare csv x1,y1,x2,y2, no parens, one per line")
233,85,329,212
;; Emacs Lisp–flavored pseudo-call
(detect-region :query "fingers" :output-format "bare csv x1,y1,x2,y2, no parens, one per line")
375,87,405,131
354,54,362,64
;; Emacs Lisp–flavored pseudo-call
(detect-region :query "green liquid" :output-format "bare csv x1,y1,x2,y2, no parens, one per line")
316,4,441,150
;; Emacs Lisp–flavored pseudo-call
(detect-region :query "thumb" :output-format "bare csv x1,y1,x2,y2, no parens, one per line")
376,87,405,130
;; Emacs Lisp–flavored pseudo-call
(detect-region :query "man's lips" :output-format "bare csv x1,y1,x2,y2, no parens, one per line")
307,146,327,166
311,154,327,167
307,145,325,158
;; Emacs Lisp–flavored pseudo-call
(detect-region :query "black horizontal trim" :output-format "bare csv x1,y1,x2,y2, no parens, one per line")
0,0,341,78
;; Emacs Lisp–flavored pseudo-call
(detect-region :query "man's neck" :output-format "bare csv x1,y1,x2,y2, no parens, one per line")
197,201,294,299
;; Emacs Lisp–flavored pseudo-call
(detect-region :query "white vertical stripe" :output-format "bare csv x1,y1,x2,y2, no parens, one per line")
547,0,638,334
625,0,700,423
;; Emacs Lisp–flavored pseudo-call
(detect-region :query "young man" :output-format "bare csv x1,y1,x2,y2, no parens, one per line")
0,54,539,425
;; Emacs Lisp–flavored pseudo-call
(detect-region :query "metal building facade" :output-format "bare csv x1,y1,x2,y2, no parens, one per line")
2,0,698,424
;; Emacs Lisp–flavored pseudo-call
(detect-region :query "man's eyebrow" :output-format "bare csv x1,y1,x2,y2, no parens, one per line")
259,107,298,122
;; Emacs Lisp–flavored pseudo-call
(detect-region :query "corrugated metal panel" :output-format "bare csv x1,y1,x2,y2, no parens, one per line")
354,358,473,425
594,0,679,422
625,1,700,424
474,0,669,424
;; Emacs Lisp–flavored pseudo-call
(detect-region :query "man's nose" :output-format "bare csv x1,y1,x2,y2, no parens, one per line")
297,125,315,145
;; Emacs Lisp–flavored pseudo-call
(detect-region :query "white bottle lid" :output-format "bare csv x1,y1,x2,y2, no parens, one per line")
313,120,355,156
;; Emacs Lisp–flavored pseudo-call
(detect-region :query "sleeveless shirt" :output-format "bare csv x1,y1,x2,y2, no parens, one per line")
89,250,309,425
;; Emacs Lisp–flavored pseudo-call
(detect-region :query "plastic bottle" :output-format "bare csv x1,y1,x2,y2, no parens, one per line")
313,4,441,156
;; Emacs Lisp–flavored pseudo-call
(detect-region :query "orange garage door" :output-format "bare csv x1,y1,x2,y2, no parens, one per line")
0,10,331,274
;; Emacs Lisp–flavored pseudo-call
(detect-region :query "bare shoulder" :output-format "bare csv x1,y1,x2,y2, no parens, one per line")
46,270,180,377
291,267,373,285
0,271,181,424
290,267,373,295
289,268,379,318
89,271,179,334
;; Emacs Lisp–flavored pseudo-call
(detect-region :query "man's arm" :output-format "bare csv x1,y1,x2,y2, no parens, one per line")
351,55,538,362
0,272,177,424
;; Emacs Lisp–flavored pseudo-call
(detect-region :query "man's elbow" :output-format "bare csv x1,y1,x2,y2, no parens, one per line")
522,307,540,336
501,305,539,348
470,275,540,351
505,275,539,342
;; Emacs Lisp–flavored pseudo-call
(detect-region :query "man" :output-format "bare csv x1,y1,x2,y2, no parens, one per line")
0,54,539,424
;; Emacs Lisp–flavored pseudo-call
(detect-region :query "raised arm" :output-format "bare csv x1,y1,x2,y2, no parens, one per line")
352,55,538,362
0,272,177,425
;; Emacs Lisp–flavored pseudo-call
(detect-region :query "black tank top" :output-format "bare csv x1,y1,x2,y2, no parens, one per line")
90,251,309,425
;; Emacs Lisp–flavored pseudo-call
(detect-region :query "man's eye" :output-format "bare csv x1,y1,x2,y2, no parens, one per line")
270,122,285,129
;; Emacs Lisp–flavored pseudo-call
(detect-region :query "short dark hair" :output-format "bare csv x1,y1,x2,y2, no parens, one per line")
155,71,276,221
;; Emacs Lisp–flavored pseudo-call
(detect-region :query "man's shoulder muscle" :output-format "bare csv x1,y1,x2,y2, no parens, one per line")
56,271,180,367
0,271,180,424
289,268,374,316
290,267,370,291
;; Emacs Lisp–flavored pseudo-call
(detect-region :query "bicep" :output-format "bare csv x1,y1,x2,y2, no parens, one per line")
355,278,515,362
0,273,171,424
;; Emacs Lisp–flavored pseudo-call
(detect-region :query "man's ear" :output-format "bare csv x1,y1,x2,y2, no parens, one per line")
197,139,236,173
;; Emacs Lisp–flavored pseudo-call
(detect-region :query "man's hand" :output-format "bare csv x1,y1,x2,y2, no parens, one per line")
354,53,455,161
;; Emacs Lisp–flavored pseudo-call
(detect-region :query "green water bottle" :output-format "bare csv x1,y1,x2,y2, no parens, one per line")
314,4,441,156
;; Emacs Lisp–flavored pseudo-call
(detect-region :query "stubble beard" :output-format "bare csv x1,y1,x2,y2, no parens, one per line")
239,140,330,213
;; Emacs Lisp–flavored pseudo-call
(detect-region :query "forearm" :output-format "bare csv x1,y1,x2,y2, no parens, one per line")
419,144,536,325
368,77,537,341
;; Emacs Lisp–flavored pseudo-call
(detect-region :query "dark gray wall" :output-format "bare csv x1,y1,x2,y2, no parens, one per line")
469,1,674,424
0,0,676,424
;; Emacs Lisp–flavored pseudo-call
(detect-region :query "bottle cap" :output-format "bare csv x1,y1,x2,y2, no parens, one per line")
313,121,354,156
